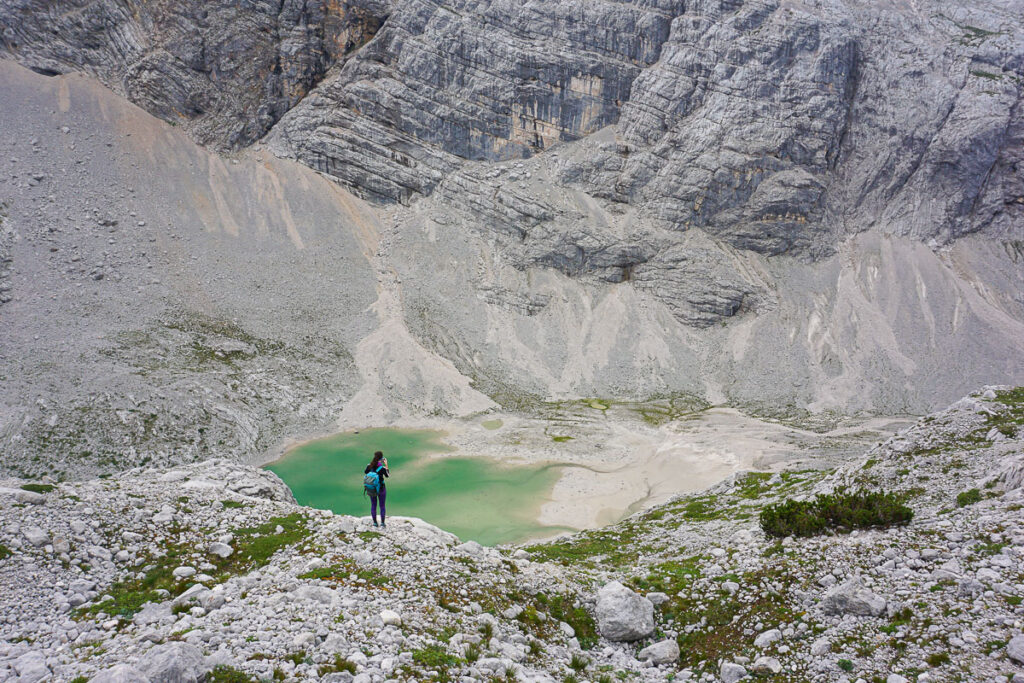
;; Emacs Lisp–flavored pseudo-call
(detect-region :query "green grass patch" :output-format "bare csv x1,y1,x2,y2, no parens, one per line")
20,483,55,494
987,387,1024,436
412,644,462,669
956,489,982,507
300,562,391,587
221,500,245,509
0,544,11,560
630,557,702,594
79,514,308,619
630,394,708,427
735,472,773,499
358,531,382,541
207,665,259,682
671,566,800,667
318,654,358,676
974,540,1007,556
526,527,640,568
540,593,599,650
970,69,1001,80
670,496,723,522
760,489,912,538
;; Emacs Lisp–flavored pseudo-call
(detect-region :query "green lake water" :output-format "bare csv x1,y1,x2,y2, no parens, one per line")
265,428,572,546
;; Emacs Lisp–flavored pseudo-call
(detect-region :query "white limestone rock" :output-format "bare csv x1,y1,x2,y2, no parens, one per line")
595,581,654,642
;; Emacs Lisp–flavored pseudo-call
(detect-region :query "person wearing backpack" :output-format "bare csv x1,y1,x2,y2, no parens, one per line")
363,451,390,528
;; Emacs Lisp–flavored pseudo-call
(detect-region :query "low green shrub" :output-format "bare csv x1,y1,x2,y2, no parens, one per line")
207,665,258,682
956,488,982,507
411,644,461,669
20,483,55,494
318,654,357,676
760,489,912,538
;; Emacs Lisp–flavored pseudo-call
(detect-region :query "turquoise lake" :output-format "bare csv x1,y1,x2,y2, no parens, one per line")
265,428,573,546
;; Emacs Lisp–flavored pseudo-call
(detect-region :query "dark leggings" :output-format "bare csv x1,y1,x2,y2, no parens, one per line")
370,489,386,523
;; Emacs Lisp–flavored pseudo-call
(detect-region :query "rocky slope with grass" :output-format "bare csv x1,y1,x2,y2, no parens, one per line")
1,386,1022,682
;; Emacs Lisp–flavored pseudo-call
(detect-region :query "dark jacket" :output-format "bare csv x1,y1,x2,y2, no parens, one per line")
364,463,389,492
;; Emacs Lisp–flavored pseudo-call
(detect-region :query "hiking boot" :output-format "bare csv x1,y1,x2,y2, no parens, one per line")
381,522,387,528
372,521,379,527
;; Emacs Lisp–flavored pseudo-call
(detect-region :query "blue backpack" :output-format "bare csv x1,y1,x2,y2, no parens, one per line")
363,470,381,496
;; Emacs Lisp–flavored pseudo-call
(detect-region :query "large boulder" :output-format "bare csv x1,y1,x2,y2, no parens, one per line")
21,526,49,547
595,581,654,642
821,577,887,617
138,642,206,683
379,610,402,626
720,661,748,683
638,639,679,664
11,651,50,683
1008,635,1024,665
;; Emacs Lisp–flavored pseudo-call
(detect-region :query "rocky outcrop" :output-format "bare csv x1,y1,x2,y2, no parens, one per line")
0,0,390,148
10,0,1018,257
638,639,679,664
1009,634,1024,665
595,581,655,642
138,642,206,683
268,0,680,203
821,577,887,617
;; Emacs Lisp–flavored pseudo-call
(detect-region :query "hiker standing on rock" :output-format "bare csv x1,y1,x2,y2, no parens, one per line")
363,450,390,528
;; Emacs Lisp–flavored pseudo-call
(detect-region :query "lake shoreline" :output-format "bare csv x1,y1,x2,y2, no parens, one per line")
262,408,911,545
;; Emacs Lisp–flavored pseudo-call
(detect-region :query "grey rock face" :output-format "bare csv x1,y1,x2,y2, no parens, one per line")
594,581,654,642
3,0,1022,261
751,656,782,674
720,661,748,683
90,665,149,683
638,638,679,664
21,525,48,547
0,0,390,149
587,0,856,257
822,577,887,617
0,206,11,307
12,651,50,683
138,642,206,683
208,542,232,558
269,0,681,203
265,0,1021,261
1008,634,1024,665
